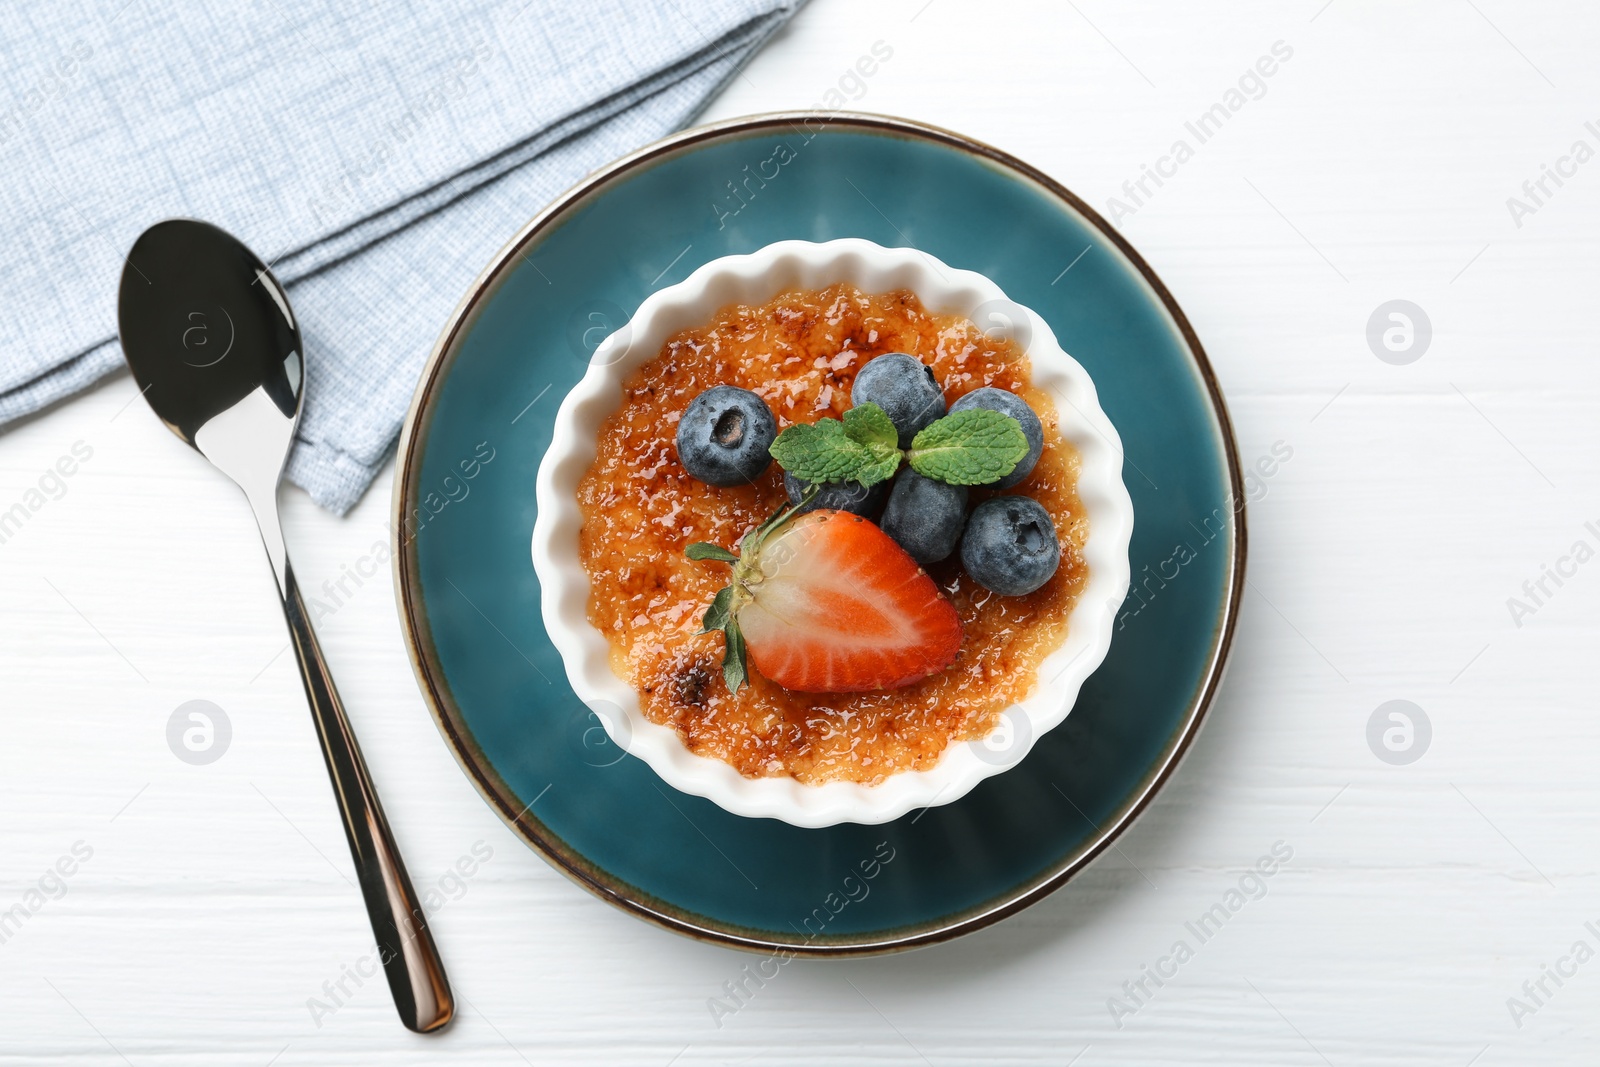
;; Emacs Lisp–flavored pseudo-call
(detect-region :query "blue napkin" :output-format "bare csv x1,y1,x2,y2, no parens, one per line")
0,0,801,512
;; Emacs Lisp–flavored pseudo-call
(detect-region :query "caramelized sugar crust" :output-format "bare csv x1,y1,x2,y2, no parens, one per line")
576,284,1087,784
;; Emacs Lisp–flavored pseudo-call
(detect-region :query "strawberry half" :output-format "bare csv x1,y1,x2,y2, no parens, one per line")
688,508,962,694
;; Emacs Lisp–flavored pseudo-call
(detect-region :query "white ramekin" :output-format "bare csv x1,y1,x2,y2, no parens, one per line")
532,238,1132,827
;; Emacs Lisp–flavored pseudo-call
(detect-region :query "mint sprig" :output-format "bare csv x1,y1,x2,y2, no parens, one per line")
767,401,1026,489
841,404,902,485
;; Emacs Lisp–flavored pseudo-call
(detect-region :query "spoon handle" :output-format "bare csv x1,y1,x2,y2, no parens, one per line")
277,557,454,1033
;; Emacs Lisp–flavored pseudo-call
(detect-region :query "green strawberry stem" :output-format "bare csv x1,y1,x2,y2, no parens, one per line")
684,484,820,693
684,542,738,562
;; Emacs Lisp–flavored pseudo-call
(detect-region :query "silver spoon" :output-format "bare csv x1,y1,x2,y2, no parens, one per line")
117,219,453,1033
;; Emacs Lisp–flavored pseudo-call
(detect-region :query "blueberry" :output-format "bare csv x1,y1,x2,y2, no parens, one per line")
880,468,967,566
960,496,1060,595
851,353,946,448
783,470,888,517
675,386,776,487
949,387,1044,489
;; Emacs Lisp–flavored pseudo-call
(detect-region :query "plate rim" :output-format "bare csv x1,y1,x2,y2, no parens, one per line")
390,109,1248,957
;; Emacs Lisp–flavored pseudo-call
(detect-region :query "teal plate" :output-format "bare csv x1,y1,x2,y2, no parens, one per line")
393,113,1245,956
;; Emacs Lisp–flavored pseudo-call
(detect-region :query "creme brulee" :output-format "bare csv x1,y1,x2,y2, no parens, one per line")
575,284,1087,785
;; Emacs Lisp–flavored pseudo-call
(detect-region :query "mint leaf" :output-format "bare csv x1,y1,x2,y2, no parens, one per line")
769,405,908,487
843,402,898,453
686,542,738,563
769,418,875,483
854,454,902,488
841,403,902,486
908,409,1028,485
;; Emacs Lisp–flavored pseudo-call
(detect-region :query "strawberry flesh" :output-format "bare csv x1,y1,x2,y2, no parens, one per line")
734,509,962,693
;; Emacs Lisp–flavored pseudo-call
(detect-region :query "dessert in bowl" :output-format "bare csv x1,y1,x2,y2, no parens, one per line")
533,238,1132,826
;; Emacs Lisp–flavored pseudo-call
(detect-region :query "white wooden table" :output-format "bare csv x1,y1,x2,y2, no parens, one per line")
4,1,1596,1062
